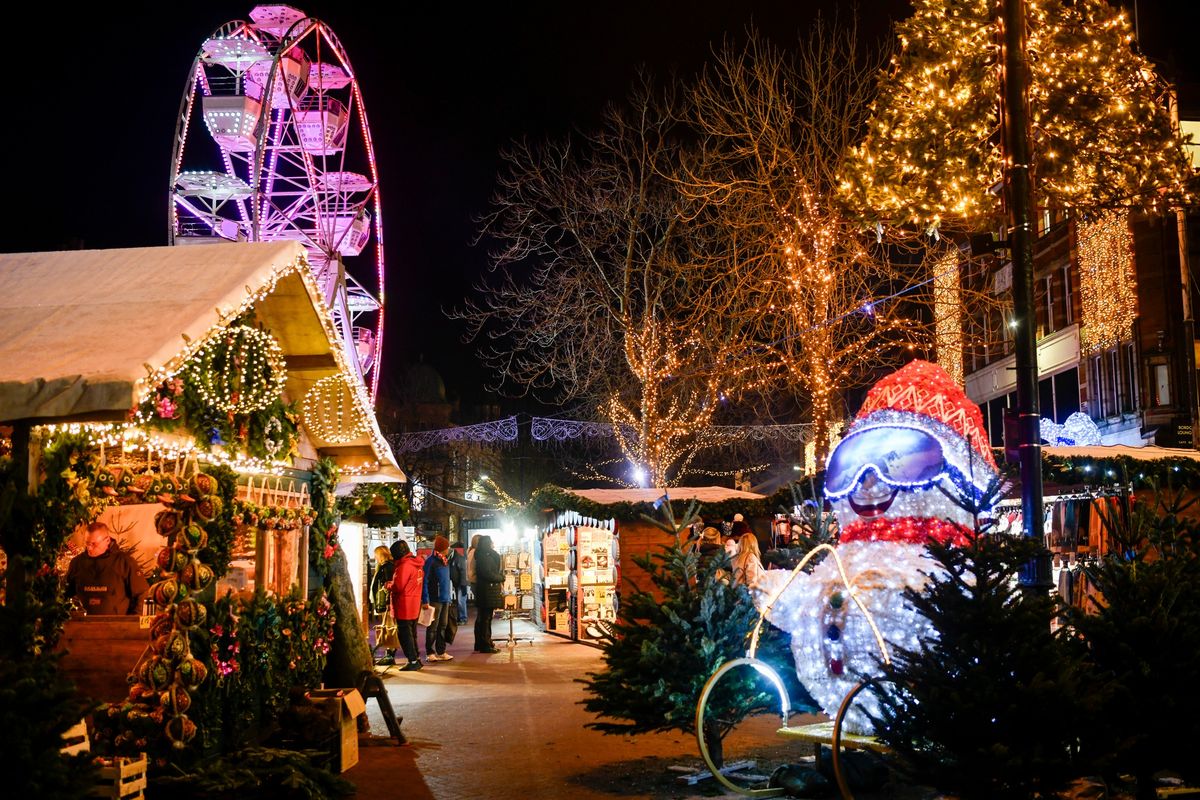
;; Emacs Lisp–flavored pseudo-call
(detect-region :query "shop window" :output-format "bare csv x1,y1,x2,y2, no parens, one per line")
1088,356,1101,419
1103,349,1118,417
1039,377,1054,421
1153,363,1171,407
1054,369,1081,419
1111,350,1127,415
1120,343,1137,414
987,396,1007,447
1062,265,1073,325
1043,276,1055,334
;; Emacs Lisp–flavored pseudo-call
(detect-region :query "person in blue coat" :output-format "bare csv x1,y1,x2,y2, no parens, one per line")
421,535,455,662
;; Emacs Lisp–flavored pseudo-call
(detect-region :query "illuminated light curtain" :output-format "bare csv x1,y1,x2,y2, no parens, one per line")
933,252,964,386
1078,209,1137,355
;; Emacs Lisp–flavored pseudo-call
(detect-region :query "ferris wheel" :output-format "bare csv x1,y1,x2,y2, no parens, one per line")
169,5,385,402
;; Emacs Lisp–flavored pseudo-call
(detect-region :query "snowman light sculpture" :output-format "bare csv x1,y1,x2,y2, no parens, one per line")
755,360,999,734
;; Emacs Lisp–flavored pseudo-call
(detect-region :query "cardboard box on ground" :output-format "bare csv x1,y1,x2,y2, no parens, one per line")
306,688,367,772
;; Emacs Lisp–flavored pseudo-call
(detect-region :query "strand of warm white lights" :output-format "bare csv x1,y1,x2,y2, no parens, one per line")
302,375,370,444
127,252,392,469
933,251,965,386
1078,209,1137,355
35,423,292,476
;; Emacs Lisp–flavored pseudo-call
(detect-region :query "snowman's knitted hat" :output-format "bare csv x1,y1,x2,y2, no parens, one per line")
851,359,998,480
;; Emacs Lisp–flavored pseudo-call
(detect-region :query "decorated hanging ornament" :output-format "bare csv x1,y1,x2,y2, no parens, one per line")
301,375,369,444
189,324,287,414
757,360,1000,734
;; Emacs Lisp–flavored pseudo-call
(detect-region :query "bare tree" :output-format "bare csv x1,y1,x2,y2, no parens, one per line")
678,23,939,460
454,79,750,487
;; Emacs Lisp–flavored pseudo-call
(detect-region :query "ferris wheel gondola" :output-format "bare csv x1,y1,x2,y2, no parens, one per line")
169,4,385,401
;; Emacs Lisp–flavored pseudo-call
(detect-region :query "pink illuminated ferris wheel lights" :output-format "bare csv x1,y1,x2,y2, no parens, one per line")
169,5,385,402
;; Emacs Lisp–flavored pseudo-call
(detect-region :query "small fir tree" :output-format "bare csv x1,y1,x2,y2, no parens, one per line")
871,533,1102,799
1071,486,1200,798
579,501,812,768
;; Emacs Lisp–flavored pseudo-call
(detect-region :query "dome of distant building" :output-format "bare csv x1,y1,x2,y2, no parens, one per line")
402,362,447,404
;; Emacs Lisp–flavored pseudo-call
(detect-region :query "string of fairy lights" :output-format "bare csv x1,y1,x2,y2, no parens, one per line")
839,0,1193,228
61,251,391,478
1078,209,1137,355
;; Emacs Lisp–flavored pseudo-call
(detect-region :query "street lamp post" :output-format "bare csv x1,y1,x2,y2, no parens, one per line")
1001,0,1052,593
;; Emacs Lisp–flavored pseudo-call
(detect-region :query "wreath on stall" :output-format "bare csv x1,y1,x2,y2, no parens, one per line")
136,318,299,463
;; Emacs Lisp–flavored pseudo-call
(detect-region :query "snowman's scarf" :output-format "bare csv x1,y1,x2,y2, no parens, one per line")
839,516,973,547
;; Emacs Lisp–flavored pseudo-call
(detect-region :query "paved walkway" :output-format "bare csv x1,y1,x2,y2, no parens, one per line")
349,613,809,799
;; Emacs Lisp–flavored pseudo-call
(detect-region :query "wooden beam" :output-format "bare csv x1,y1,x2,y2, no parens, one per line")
317,445,375,457
286,353,338,371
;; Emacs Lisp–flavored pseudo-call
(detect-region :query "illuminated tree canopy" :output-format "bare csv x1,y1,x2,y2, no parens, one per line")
840,0,1193,228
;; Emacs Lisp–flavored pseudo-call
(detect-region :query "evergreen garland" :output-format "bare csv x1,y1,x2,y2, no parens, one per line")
871,533,1102,798
336,483,409,526
0,456,99,798
307,458,339,577
136,318,299,463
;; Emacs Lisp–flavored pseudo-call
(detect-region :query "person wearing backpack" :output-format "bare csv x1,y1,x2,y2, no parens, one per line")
449,541,468,624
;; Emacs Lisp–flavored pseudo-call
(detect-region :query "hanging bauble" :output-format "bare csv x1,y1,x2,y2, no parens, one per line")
190,324,288,414
302,374,369,444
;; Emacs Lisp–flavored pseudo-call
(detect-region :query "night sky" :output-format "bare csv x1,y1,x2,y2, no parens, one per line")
11,0,1199,409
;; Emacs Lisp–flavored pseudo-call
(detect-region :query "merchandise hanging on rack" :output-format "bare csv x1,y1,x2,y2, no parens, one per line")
535,512,618,643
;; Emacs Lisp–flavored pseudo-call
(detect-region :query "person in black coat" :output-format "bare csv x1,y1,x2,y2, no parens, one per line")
472,534,503,653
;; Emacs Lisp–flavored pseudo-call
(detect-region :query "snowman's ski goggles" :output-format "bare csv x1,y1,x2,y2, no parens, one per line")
824,425,957,499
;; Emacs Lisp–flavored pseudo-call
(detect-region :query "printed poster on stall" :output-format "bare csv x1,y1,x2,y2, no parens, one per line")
544,529,569,585
577,528,595,584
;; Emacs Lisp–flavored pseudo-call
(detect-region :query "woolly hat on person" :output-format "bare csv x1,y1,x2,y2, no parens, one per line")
700,527,722,544
433,535,449,553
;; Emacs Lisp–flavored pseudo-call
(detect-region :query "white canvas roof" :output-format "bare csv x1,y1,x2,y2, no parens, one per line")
0,241,400,478
1043,444,1200,463
565,486,765,504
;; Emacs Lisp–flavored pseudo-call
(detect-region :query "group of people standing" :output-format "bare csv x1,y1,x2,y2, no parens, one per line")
694,514,765,589
369,533,506,670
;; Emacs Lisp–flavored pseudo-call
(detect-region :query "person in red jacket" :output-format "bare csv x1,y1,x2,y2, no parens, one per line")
389,540,425,671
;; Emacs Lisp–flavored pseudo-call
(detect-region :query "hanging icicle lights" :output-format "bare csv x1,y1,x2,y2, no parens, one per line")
933,250,964,387
1078,209,1137,355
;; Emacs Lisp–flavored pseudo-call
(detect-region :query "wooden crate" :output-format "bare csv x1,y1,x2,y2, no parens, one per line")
89,754,147,800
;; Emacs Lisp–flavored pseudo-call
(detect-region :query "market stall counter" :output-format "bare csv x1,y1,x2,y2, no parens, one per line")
57,616,150,704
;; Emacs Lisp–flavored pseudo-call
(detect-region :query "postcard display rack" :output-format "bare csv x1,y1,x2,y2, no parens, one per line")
538,514,617,643
499,545,536,614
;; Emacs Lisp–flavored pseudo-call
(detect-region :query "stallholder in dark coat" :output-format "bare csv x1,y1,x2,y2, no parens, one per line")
472,534,504,653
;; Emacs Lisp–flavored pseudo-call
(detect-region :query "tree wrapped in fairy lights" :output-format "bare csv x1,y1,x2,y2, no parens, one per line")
679,25,945,460
840,0,1192,230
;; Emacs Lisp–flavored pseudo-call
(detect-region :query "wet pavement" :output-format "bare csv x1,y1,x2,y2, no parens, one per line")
350,613,809,799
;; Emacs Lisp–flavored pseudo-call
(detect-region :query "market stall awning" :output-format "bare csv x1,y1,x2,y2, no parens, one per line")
1043,444,1200,463
0,242,401,479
